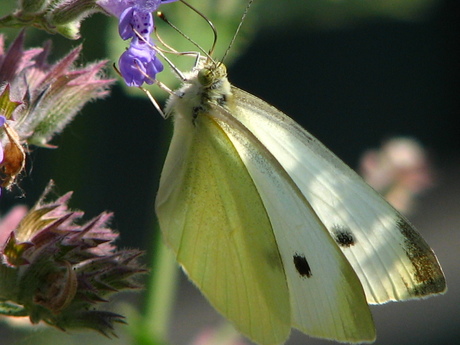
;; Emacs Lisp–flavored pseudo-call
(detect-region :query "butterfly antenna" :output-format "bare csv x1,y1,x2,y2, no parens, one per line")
153,20,180,54
154,12,209,68
220,0,255,64
179,0,218,56
153,11,204,57
157,10,212,61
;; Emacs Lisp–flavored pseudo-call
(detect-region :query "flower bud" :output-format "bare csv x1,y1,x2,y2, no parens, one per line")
46,0,98,26
1,31,113,160
54,21,82,40
20,0,51,15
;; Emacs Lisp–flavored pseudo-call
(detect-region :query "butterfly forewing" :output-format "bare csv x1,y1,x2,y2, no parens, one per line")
231,87,446,304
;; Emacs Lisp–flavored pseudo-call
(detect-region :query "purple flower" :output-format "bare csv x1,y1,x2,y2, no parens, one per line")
97,0,178,86
119,37,164,86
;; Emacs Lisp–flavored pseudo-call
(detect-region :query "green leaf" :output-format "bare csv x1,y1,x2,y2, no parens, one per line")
0,84,22,120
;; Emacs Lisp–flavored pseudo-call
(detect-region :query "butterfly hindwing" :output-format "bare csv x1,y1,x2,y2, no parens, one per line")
209,103,375,343
156,108,291,345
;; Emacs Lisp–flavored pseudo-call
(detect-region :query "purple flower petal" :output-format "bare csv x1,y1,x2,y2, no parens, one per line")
146,54,164,80
131,9,154,36
134,0,161,12
118,7,135,40
119,50,145,87
119,7,154,40
118,41,162,87
98,0,178,17
134,1,179,12
97,0,135,17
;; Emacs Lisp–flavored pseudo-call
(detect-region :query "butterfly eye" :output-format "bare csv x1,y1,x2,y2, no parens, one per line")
197,64,227,88
197,68,213,87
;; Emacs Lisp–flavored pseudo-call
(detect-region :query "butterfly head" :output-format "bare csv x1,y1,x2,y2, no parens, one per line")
197,61,227,89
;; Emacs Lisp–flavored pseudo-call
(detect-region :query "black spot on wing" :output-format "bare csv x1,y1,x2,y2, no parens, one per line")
332,225,356,248
293,253,312,278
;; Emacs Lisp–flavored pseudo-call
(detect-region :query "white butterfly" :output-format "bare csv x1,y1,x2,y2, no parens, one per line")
155,57,446,344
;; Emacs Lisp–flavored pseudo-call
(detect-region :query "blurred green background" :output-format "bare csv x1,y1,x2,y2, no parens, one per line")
1,0,459,344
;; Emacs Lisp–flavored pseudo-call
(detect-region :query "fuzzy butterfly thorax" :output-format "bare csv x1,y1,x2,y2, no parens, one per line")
165,59,233,122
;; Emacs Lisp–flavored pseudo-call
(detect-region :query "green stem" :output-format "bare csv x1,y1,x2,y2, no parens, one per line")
137,229,179,345
0,11,41,28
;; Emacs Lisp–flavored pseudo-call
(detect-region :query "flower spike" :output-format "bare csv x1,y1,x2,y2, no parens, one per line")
98,0,179,86
0,181,146,336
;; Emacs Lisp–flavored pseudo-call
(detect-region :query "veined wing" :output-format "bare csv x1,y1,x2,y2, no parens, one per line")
231,87,446,304
209,103,375,343
155,110,291,345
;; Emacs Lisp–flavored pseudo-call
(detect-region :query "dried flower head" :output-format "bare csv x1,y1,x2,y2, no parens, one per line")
191,325,249,345
0,31,114,191
359,137,434,214
0,182,146,336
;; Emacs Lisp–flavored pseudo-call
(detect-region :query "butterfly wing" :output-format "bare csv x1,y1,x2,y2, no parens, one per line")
230,86,446,304
157,94,375,343
207,104,375,343
156,109,291,345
